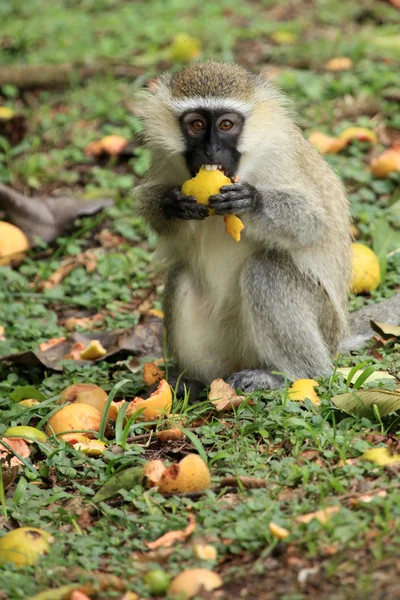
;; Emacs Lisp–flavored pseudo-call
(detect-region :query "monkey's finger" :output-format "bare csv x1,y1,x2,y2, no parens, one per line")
219,183,246,194
211,198,253,215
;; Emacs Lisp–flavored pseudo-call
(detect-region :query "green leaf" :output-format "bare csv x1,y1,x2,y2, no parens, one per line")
337,367,395,386
371,219,400,278
93,466,143,503
332,390,400,419
9,385,46,402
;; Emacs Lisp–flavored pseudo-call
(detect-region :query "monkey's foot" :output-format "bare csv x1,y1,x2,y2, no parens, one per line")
167,374,206,402
227,369,284,393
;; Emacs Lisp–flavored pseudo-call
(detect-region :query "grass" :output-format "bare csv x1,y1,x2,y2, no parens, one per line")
1,0,400,598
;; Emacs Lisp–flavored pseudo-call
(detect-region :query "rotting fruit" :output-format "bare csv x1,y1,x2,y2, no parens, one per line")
168,568,222,598
45,403,102,438
181,168,244,242
59,383,118,420
144,453,211,494
0,527,54,567
350,243,381,294
126,379,172,421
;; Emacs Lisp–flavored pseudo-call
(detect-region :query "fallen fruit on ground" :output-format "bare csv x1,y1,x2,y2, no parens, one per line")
45,403,102,438
125,378,172,421
288,379,320,405
193,543,218,560
0,527,54,567
325,57,353,71
144,569,171,596
350,243,381,294
18,398,40,408
168,568,222,598
362,447,400,465
148,454,211,494
181,168,244,241
0,221,30,266
59,383,118,419
79,339,107,360
269,522,290,540
337,127,377,145
3,425,47,442
85,134,128,157
308,132,343,154
169,33,201,62
143,361,164,385
370,148,400,178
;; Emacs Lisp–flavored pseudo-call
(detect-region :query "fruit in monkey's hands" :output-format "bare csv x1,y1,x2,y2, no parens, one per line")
181,168,244,241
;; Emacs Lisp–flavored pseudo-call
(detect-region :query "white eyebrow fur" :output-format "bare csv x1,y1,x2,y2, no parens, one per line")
168,96,255,116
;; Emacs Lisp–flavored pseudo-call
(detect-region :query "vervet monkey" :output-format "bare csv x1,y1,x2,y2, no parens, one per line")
135,61,400,392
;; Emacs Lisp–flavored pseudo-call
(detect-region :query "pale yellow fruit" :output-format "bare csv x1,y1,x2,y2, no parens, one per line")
79,340,107,360
182,168,244,242
126,379,172,421
362,447,400,466
3,425,47,443
18,399,40,408
0,527,53,567
0,222,29,266
288,379,320,405
350,243,381,295
269,522,290,540
169,569,222,598
157,454,211,494
45,403,102,438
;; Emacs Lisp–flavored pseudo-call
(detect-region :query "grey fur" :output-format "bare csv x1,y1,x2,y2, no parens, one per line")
134,62,400,394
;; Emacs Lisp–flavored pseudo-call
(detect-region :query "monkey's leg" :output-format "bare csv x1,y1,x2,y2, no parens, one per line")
228,251,333,392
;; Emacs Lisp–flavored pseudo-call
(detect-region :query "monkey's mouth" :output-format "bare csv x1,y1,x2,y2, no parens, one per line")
200,164,231,177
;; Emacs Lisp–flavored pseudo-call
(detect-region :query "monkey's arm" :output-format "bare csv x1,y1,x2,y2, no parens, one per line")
136,183,209,234
209,182,326,249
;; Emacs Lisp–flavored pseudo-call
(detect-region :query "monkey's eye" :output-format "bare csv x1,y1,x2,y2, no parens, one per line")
219,120,234,131
191,119,206,131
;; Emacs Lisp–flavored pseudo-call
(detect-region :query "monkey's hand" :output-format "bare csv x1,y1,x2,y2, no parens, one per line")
164,187,209,221
208,182,261,216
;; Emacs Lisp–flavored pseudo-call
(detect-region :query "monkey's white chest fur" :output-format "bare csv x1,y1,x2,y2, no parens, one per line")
166,216,257,382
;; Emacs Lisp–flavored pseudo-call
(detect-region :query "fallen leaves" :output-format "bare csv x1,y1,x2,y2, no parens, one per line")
36,249,98,291
0,183,113,244
208,378,247,411
146,514,196,550
332,389,400,419
0,437,31,466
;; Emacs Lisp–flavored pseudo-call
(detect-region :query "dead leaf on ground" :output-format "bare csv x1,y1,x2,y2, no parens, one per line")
349,490,387,506
0,183,113,244
1,465,19,490
145,514,196,550
0,313,164,371
65,314,104,331
95,229,125,248
208,378,248,411
370,320,400,339
0,437,31,466
295,506,340,525
219,476,266,489
36,249,98,291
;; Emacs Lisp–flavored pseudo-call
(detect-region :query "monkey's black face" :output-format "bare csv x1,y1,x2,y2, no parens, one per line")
180,110,244,178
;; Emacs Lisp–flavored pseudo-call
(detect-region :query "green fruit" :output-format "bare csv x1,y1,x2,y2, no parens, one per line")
144,569,171,596
3,426,47,443
0,527,53,567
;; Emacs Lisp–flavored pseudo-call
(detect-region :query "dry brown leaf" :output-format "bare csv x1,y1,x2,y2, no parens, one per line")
0,437,31,466
39,336,66,352
156,427,186,442
208,378,247,411
349,490,387,506
96,229,125,248
295,506,340,525
0,183,113,244
219,476,266,489
146,514,196,550
143,361,164,386
65,314,104,331
37,249,98,290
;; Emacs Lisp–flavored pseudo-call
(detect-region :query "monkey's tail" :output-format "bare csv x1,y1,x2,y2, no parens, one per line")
339,290,400,353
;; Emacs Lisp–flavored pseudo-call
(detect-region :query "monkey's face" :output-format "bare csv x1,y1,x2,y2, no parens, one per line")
180,110,244,178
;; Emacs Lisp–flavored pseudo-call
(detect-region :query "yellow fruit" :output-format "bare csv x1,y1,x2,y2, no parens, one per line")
325,57,353,71
79,340,107,360
181,168,244,242
0,107,15,120
350,243,381,294
0,527,53,567
362,447,400,466
45,403,102,438
337,127,377,145
59,382,120,421
0,222,29,266
126,379,172,421
288,379,320,405
168,569,222,598
169,34,201,63
370,148,400,178
157,454,211,494
18,399,40,408
269,522,290,540
3,425,47,443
